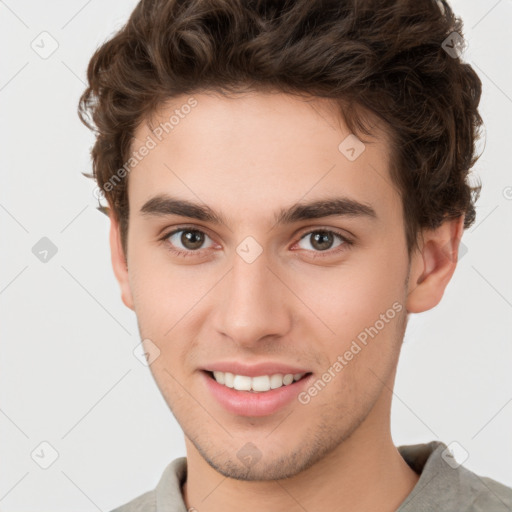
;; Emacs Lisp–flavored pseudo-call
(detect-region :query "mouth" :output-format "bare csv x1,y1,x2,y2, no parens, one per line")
203,370,313,393
201,368,315,417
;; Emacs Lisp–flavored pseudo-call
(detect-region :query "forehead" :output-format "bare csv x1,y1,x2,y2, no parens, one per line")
127,90,400,224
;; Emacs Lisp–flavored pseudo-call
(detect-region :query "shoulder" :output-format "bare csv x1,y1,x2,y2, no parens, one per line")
398,441,512,511
110,490,156,512
459,469,512,510
107,457,188,512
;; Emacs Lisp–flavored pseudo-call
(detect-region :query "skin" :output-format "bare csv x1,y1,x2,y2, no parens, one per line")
109,90,464,512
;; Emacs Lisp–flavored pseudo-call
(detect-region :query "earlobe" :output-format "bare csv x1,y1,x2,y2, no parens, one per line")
109,212,135,311
406,215,465,314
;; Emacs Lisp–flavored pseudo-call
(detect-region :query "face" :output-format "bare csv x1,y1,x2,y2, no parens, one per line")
110,90,452,481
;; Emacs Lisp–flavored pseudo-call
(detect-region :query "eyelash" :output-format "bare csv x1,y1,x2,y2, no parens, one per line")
159,225,354,260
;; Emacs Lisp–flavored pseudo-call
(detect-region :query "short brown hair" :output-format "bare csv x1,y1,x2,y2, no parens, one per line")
78,0,483,257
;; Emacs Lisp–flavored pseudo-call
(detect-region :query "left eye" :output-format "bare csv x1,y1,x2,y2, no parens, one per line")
296,230,348,252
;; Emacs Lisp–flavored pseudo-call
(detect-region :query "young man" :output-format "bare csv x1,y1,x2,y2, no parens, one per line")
79,0,512,510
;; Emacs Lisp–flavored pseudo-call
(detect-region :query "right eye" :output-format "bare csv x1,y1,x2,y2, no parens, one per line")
161,227,216,257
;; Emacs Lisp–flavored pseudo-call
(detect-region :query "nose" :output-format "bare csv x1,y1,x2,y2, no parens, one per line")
212,245,292,348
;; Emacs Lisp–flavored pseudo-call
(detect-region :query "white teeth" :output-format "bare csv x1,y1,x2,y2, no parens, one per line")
213,371,225,385
233,375,252,391
211,371,306,392
224,372,234,388
251,375,270,392
283,374,294,385
270,374,284,389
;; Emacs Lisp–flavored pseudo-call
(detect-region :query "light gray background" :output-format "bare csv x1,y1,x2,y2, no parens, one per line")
1,0,511,510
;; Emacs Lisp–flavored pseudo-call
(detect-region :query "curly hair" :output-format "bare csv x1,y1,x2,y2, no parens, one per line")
78,0,483,258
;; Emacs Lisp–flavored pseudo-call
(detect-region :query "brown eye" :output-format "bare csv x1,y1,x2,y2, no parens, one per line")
298,230,346,252
180,230,205,250
166,228,214,253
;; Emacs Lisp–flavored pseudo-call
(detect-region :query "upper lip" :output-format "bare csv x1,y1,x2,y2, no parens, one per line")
203,361,311,377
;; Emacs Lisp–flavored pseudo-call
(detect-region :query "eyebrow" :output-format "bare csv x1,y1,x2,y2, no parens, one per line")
140,194,377,226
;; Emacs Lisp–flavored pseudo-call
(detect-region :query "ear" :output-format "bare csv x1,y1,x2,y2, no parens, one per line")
109,211,134,311
406,215,465,313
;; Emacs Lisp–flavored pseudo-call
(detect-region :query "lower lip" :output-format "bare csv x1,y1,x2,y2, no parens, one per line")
201,371,313,417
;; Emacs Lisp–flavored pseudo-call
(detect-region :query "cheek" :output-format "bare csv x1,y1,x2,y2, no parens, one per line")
127,249,219,349
288,250,407,394
290,250,405,334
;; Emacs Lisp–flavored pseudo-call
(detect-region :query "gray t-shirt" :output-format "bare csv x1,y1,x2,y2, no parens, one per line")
111,441,512,511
